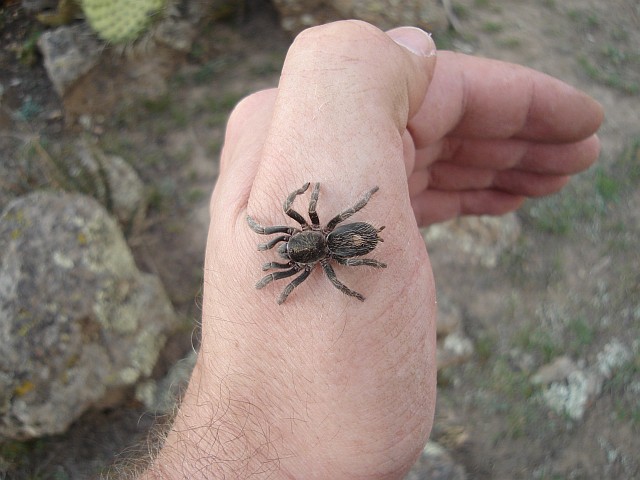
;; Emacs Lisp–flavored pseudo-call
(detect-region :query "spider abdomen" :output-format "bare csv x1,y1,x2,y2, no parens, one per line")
286,231,327,264
327,222,383,258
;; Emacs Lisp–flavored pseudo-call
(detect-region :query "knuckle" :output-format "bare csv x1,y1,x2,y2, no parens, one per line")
226,89,275,134
289,20,386,57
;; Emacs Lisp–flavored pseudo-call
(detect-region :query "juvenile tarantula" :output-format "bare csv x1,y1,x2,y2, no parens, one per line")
247,182,386,304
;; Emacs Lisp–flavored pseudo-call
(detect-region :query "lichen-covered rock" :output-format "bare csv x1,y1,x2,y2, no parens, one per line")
540,340,633,421
406,441,468,480
37,23,102,96
271,0,449,36
74,140,146,229
0,191,179,440
423,213,522,268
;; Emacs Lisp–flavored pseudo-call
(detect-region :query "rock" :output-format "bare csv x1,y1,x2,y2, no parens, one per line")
542,369,603,421
531,356,577,385
0,191,179,440
153,17,197,53
423,213,522,268
37,23,103,97
75,140,146,228
21,0,57,13
436,297,462,337
272,0,449,36
135,350,197,413
436,297,474,370
35,2,210,122
406,441,467,480
540,340,632,421
438,333,474,370
595,340,632,378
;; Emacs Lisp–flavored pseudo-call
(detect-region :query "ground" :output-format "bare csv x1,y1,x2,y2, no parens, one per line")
0,0,639,478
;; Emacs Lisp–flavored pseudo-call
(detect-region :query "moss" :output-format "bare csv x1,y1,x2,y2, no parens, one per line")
13,380,35,397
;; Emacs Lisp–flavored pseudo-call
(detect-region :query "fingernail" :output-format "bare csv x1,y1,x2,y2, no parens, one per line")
389,27,436,57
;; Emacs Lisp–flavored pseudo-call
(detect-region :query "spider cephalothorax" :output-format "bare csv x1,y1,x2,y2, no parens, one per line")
247,182,386,304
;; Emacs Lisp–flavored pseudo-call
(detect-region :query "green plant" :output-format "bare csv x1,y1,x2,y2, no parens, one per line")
17,98,42,121
489,357,544,439
80,0,167,43
606,353,640,427
578,56,640,95
482,21,504,33
594,168,620,203
566,317,595,352
475,333,496,363
17,30,42,66
498,37,522,49
514,324,561,363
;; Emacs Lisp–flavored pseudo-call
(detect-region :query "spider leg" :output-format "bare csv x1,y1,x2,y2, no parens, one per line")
258,235,290,251
256,266,300,289
335,257,387,268
308,182,320,227
283,183,311,228
247,216,295,235
326,186,380,231
320,259,365,301
262,261,292,271
277,267,313,304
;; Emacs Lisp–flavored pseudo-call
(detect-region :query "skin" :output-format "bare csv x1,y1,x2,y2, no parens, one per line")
140,21,603,479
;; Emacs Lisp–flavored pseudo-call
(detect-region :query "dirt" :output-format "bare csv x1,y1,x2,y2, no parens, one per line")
1,0,639,478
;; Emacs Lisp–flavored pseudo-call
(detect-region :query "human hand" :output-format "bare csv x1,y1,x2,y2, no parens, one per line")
142,21,602,479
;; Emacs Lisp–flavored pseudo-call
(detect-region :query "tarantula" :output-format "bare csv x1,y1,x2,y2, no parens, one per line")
247,182,386,304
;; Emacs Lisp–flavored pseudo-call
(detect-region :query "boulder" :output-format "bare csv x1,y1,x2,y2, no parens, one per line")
0,191,179,440
37,23,103,97
74,140,147,229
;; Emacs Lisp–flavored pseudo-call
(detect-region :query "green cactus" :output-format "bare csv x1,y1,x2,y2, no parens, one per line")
80,0,167,44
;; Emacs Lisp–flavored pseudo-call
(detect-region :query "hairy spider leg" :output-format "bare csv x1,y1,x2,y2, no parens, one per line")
320,259,365,301
277,267,313,304
246,215,295,235
308,182,321,227
335,257,387,268
262,261,293,271
258,235,290,251
283,182,311,228
326,186,380,231
256,266,300,290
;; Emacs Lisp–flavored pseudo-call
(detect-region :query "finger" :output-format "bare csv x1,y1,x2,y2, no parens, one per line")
411,190,525,226
409,51,604,146
420,162,571,197
416,134,602,175
210,89,277,221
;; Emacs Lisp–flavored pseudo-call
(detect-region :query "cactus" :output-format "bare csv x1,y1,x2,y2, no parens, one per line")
80,0,167,44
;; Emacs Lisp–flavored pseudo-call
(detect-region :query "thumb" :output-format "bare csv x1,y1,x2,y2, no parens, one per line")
248,21,437,219
234,21,437,309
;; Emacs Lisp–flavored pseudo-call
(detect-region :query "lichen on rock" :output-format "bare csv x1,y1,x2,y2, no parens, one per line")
0,191,179,440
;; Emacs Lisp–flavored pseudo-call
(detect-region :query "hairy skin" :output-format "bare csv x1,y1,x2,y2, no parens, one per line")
139,21,602,480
